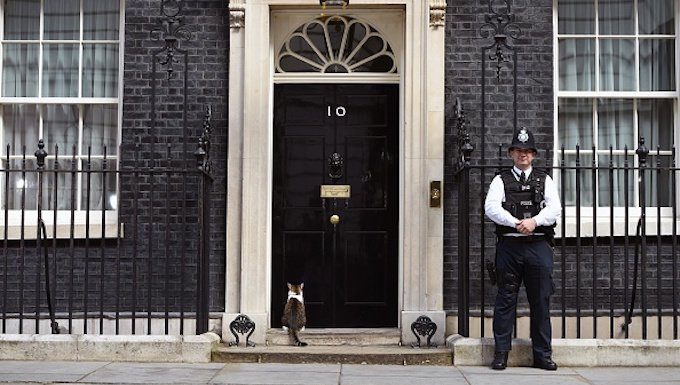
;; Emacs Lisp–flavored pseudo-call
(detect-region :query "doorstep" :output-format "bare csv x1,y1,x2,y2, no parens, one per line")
212,345,453,365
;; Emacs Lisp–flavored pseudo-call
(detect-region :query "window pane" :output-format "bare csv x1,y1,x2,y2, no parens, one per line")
2,159,37,210
82,44,119,97
350,53,394,73
639,0,674,35
84,0,120,40
598,155,634,207
559,39,595,91
599,39,635,91
43,105,78,155
558,0,595,34
81,160,116,210
44,0,79,40
343,22,368,62
598,99,634,149
278,54,320,72
2,104,39,156
643,156,672,207
599,0,634,35
42,44,78,97
560,154,593,207
286,35,324,67
639,99,674,151
2,43,39,97
43,159,74,210
83,105,118,155
640,39,675,91
558,98,593,149
3,0,40,40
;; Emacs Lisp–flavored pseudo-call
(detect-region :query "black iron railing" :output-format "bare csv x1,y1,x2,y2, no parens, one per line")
0,110,213,336
454,112,679,340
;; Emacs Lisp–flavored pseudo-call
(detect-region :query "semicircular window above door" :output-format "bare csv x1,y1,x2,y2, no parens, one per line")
276,15,397,74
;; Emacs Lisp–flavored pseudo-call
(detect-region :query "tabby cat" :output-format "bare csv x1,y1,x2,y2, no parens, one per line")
281,283,307,346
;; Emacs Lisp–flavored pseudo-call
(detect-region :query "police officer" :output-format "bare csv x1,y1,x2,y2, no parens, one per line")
484,127,561,370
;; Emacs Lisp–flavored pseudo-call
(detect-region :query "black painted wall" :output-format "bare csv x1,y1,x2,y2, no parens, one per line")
120,0,229,312
0,0,229,325
444,0,555,312
442,0,679,324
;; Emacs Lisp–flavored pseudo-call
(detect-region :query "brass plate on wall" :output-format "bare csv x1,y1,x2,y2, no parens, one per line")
320,185,351,198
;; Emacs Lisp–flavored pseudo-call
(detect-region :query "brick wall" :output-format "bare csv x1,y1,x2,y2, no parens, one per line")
444,0,555,312
120,0,229,312
0,0,229,325
442,1,680,319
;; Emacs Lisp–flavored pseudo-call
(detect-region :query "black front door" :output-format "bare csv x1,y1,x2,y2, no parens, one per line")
272,84,399,328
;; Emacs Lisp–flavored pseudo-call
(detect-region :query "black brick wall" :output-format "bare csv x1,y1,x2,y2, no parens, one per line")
120,0,228,312
443,1,680,318
0,0,229,323
444,0,555,312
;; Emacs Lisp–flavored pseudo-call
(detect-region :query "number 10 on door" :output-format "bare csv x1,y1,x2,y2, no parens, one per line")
328,106,346,117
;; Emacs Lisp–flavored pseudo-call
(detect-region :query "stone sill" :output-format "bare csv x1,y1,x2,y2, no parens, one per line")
0,332,221,363
447,335,680,367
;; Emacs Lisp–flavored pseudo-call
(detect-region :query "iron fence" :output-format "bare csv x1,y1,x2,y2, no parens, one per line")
0,112,214,336
455,120,679,340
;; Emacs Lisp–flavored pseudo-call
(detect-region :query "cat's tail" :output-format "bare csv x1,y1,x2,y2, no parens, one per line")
288,328,308,347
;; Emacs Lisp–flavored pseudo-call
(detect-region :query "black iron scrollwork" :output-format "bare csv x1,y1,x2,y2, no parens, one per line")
151,0,192,77
479,0,521,80
195,106,213,174
411,315,437,348
228,314,256,347
454,98,474,173
328,152,344,179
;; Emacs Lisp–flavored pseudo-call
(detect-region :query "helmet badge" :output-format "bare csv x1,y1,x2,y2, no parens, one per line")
518,129,529,143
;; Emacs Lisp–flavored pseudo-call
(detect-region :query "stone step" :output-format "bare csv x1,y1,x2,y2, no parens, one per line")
212,345,453,365
266,328,402,346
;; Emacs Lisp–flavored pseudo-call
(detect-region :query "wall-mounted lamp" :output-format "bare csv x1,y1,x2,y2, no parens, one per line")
320,0,349,8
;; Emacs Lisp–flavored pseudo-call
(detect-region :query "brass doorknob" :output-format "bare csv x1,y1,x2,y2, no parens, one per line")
330,214,340,225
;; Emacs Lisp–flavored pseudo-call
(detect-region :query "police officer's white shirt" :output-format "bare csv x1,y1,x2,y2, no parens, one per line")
484,165,562,231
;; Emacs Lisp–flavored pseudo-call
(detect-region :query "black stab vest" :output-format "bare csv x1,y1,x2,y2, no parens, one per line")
496,168,555,236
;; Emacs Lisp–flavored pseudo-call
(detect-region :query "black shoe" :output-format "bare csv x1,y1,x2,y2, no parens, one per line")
491,351,508,370
533,356,558,371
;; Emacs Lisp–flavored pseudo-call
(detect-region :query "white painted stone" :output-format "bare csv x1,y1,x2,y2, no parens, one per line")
226,1,448,337
0,334,78,361
597,339,680,367
182,332,222,363
447,335,680,367
0,333,218,363
552,338,599,367
77,334,182,362
401,311,446,347
266,328,401,346
223,312,267,346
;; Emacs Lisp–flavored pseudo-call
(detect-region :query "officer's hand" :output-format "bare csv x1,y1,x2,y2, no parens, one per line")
516,218,537,235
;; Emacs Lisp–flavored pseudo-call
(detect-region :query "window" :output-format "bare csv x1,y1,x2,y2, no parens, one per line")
556,0,677,209
276,15,397,74
0,0,121,212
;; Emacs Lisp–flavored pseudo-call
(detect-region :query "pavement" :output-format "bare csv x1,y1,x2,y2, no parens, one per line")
0,361,679,385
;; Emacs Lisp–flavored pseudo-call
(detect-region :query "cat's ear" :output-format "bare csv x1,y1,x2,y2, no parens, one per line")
287,282,292,290
300,283,304,289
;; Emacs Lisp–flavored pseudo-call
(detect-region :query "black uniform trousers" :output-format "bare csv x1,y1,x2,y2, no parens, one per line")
493,236,554,359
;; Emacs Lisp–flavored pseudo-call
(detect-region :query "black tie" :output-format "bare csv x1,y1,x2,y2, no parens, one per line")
520,171,526,184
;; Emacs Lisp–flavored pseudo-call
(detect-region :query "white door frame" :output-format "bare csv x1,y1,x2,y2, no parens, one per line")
225,0,447,345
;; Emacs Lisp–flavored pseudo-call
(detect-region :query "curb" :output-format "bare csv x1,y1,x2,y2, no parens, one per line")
0,332,221,363
446,334,680,367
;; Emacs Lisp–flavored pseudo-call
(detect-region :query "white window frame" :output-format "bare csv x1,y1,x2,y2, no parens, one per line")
553,0,680,237
0,0,125,239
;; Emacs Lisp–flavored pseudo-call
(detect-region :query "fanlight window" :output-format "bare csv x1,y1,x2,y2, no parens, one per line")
276,16,397,73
